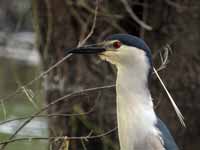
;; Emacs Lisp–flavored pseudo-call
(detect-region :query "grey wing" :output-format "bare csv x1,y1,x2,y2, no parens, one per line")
156,118,179,150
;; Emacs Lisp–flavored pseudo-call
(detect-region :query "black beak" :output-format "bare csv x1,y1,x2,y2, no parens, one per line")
65,46,106,55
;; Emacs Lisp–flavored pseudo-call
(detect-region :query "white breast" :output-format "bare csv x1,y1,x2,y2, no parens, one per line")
116,85,159,150
115,50,160,150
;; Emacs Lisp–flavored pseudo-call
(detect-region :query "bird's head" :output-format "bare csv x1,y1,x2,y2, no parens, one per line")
99,34,152,68
68,34,153,76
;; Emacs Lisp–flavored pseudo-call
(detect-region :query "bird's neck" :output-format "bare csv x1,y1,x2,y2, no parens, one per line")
116,65,157,150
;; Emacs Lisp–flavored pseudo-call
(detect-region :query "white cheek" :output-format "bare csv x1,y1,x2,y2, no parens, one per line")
99,52,120,65
119,47,149,70
99,46,148,68
99,54,113,64
99,54,107,61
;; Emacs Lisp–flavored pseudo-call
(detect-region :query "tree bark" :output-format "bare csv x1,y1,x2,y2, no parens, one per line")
145,1,200,150
32,0,117,149
32,0,200,150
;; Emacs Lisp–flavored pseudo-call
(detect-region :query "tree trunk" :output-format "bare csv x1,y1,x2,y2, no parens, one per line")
32,0,117,149
145,1,200,150
32,0,200,150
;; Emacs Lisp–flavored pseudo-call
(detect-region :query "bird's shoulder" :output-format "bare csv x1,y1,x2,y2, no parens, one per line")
155,118,179,150
134,131,165,150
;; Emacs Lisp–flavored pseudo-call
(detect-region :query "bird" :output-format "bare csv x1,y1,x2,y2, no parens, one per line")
67,34,179,150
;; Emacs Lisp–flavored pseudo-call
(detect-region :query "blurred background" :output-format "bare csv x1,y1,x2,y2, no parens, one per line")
0,0,199,150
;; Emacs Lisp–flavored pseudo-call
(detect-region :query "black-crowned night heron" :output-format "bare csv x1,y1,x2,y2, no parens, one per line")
67,34,179,150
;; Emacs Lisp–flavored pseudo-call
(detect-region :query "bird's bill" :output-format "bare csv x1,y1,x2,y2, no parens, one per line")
67,46,106,54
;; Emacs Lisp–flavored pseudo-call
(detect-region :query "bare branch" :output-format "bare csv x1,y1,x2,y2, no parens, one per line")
0,100,6,120
0,53,73,103
0,109,94,126
156,44,170,72
0,84,115,150
120,0,152,30
22,86,39,109
78,0,99,47
0,0,100,105
165,0,187,12
0,127,117,146
153,68,185,127
0,93,102,125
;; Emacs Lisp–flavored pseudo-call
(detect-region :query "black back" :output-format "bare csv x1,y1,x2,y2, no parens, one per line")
156,118,179,150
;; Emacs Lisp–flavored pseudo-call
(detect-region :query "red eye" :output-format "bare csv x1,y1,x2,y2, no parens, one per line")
113,41,121,49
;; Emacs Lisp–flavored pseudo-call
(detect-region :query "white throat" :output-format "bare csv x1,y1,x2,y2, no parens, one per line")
115,55,157,150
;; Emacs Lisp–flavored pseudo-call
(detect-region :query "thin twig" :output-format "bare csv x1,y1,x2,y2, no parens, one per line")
0,94,101,126
0,101,6,120
0,109,94,126
0,84,115,150
165,0,187,11
153,67,185,127
0,127,117,146
0,0,98,104
0,1,99,148
156,44,170,72
120,0,152,30
22,86,39,110
78,0,99,47
1,1,99,149
0,54,73,104
81,139,87,150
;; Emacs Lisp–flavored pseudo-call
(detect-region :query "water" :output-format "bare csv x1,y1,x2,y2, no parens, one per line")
0,45,48,149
